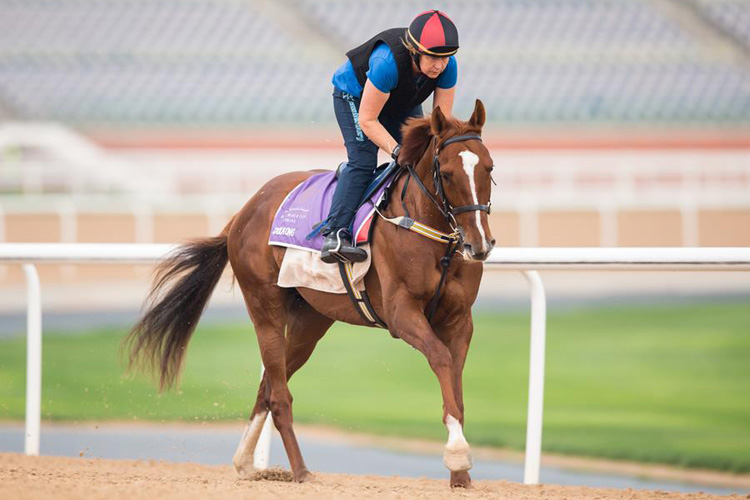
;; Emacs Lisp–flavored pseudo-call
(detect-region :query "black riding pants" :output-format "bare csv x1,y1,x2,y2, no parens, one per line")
325,88,423,234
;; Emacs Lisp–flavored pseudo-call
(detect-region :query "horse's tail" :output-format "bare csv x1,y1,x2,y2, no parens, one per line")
125,231,229,391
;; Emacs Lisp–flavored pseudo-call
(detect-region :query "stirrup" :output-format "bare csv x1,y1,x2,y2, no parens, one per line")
321,229,367,264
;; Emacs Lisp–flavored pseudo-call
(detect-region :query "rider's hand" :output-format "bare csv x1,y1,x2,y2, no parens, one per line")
391,144,402,163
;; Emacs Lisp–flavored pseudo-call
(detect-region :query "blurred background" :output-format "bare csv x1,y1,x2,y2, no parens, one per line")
0,0,749,489
1,0,749,304
1,0,749,263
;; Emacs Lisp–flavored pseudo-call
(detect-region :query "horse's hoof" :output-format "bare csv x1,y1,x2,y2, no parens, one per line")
293,469,314,483
234,464,256,480
443,447,473,472
450,470,472,489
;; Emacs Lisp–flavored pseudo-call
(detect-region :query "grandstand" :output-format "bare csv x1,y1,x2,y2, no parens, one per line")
1,0,749,268
696,0,750,49
0,0,749,126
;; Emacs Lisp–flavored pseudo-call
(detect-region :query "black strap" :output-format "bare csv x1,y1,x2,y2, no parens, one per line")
362,291,393,334
425,238,462,323
438,134,483,150
451,203,491,216
400,169,412,219
406,164,454,224
337,261,389,330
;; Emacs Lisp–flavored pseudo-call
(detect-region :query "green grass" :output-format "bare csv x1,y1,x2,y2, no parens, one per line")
1,302,749,473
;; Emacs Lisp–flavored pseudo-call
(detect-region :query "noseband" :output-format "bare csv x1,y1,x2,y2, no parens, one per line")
403,133,491,232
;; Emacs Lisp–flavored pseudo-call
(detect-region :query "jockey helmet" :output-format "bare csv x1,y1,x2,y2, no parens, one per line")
406,10,459,57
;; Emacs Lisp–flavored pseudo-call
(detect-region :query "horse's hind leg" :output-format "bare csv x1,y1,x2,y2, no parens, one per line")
283,293,334,379
233,375,272,479
233,288,332,482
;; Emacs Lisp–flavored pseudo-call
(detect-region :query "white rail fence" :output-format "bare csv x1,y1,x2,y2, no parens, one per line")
2,243,750,485
3,122,750,250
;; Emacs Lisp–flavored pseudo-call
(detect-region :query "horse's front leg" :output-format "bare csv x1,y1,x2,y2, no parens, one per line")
389,297,473,479
435,314,474,488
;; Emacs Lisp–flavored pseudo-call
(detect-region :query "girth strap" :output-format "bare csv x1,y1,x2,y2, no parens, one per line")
337,260,389,330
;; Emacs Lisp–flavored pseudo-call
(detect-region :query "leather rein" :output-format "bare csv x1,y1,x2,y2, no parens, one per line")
379,133,490,323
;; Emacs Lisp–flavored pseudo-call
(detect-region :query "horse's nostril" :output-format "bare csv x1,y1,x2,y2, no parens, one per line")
473,251,488,261
490,239,496,247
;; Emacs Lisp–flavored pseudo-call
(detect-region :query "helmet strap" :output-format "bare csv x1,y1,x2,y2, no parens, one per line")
411,51,421,69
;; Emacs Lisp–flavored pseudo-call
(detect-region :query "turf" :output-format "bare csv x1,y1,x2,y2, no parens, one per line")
0,302,749,473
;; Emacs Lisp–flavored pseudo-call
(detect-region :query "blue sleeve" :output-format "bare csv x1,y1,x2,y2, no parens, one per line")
365,43,399,93
437,56,457,89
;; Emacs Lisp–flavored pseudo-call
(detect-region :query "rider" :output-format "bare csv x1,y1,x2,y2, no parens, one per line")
320,10,459,263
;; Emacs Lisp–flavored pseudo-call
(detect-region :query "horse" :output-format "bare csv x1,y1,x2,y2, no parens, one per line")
126,99,495,488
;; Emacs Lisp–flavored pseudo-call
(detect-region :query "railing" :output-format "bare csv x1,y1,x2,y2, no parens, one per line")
2,243,750,485
3,122,750,250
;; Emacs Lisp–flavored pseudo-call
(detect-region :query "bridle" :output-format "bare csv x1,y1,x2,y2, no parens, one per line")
325,132,495,329
393,133,491,322
401,133,491,235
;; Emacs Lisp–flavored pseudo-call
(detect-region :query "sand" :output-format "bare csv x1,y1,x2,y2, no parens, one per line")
2,453,746,500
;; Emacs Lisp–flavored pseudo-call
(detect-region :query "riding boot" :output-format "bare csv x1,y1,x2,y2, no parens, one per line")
320,229,367,264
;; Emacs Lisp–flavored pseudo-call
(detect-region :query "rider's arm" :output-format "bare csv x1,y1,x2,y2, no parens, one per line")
433,55,457,118
433,86,455,118
358,80,400,156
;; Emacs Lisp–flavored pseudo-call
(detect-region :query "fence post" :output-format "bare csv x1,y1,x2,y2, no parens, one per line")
522,270,547,484
23,264,42,456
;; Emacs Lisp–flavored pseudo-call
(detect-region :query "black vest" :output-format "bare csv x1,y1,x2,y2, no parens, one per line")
346,27,439,117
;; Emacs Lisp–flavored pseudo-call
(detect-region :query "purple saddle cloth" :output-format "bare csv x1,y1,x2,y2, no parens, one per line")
268,170,393,251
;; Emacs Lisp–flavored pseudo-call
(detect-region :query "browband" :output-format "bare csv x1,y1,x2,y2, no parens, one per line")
438,134,482,151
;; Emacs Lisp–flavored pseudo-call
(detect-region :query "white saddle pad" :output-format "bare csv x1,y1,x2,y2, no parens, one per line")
277,246,371,294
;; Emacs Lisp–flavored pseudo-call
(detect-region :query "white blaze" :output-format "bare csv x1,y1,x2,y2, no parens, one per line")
458,150,487,253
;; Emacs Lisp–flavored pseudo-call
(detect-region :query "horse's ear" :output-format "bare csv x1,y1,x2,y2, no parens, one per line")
431,106,448,137
468,99,486,130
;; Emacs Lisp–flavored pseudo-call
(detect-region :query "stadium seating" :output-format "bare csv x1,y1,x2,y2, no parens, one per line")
696,0,750,48
0,0,748,125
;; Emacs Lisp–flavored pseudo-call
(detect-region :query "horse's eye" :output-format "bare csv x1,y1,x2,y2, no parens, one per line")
440,172,452,182
488,165,495,173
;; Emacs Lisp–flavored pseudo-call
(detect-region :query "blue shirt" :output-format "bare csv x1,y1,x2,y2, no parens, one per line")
332,43,457,98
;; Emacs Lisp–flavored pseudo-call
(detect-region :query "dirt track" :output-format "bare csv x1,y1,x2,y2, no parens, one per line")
2,453,745,500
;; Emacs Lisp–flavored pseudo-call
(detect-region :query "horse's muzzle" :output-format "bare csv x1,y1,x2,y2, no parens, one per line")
463,239,495,261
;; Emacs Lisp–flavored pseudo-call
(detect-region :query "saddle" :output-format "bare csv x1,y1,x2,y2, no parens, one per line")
268,161,399,250
269,162,399,329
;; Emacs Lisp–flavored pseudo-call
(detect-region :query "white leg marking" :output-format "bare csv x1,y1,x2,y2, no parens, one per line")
443,414,473,471
233,411,268,478
459,150,487,254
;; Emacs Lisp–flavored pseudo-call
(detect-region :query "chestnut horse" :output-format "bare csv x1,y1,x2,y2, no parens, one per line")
126,100,495,488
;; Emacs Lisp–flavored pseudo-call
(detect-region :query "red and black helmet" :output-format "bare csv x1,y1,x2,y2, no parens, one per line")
406,10,459,57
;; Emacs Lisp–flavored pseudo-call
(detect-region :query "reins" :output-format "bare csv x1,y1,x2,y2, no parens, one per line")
375,133,489,322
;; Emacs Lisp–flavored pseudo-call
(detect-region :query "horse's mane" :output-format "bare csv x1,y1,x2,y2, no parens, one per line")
398,115,478,167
